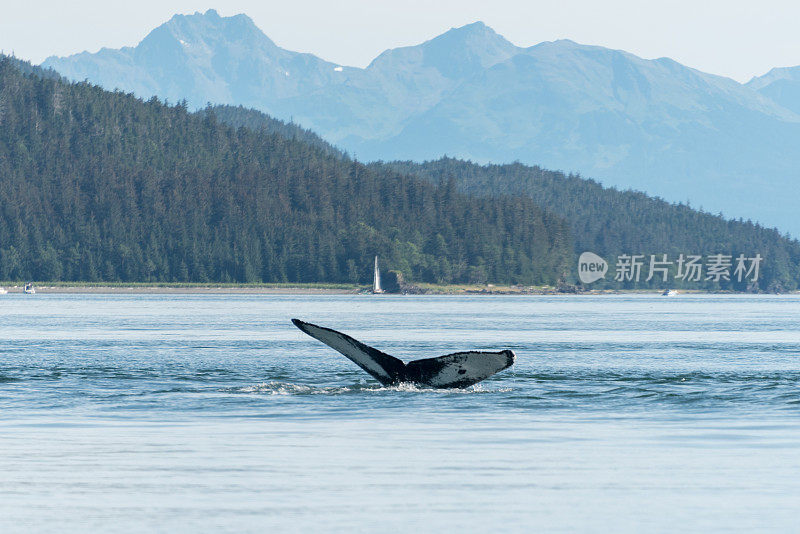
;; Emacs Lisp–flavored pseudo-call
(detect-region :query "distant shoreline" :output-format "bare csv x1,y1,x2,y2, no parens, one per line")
0,283,787,295
0,283,360,295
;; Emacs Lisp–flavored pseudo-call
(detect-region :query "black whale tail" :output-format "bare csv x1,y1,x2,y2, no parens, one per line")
291,319,405,385
292,319,515,388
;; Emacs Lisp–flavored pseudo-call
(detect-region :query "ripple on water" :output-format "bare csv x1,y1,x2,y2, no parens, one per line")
229,381,513,396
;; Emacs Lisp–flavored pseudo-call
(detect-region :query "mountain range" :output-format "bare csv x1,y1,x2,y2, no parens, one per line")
5,55,800,290
42,10,800,235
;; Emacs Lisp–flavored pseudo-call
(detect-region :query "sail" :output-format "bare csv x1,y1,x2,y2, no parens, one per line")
373,256,382,293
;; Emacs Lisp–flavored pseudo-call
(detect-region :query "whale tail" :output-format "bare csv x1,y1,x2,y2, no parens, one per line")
291,319,515,388
291,319,406,385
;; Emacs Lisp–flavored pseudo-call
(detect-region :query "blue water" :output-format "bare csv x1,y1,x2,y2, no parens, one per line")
1,294,799,532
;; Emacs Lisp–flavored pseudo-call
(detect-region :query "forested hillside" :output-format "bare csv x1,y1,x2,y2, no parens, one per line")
380,159,800,291
0,56,572,285
207,104,800,291
201,105,346,161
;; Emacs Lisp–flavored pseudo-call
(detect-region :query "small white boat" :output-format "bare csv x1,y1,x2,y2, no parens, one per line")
23,283,35,294
0,287,7,294
661,289,678,296
372,256,384,294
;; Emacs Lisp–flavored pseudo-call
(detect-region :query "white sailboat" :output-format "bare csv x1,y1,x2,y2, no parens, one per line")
372,256,384,294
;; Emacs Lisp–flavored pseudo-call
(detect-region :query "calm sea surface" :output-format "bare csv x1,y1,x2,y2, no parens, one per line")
1,294,799,532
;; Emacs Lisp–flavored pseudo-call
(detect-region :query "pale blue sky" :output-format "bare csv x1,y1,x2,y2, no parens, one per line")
4,0,800,82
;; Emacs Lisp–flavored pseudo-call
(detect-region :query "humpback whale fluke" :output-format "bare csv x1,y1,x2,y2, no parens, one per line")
291,319,515,388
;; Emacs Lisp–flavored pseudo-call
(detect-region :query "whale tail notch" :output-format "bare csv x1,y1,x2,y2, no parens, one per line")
291,319,515,388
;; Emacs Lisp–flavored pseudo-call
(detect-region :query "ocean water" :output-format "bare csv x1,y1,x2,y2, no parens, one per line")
1,294,799,532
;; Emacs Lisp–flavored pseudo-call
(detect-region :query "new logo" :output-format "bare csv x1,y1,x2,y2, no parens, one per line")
578,252,607,284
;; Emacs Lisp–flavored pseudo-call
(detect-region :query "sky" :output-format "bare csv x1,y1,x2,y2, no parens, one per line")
3,0,800,82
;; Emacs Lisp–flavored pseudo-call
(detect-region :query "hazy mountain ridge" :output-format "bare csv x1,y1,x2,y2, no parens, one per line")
748,66,800,115
42,10,800,234
44,10,343,111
